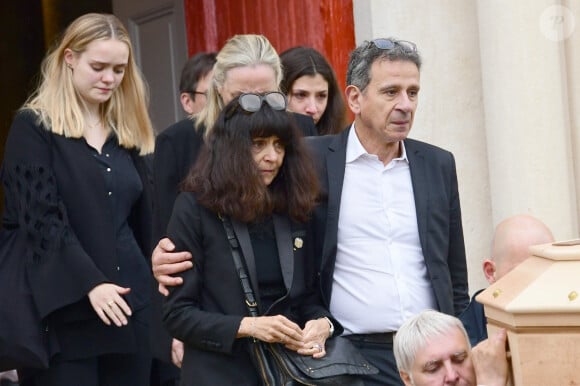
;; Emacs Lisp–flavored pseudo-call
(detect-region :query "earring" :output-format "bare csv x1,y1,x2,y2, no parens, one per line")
66,63,72,69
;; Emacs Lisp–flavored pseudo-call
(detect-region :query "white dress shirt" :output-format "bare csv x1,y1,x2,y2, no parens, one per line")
329,126,437,335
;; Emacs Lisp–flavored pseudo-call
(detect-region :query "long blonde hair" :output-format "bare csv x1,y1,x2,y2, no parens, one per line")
196,34,282,138
23,13,154,154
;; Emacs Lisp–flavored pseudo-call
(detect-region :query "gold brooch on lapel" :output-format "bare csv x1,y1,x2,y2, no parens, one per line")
293,237,303,250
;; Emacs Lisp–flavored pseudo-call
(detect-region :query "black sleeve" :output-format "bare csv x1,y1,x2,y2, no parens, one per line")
152,121,204,243
162,193,242,354
152,131,182,243
2,111,106,318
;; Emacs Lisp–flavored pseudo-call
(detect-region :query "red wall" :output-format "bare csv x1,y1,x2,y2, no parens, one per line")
183,0,355,98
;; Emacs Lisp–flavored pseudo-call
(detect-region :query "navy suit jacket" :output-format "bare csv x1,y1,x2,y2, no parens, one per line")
459,288,487,346
306,127,469,317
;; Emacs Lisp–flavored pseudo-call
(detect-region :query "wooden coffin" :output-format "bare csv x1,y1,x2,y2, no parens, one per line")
476,240,580,386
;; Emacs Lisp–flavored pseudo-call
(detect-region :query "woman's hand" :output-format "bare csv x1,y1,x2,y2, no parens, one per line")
238,315,304,349
88,283,132,327
299,318,331,358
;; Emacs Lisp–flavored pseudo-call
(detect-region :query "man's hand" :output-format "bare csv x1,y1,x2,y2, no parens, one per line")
471,328,509,386
152,237,193,295
171,339,184,368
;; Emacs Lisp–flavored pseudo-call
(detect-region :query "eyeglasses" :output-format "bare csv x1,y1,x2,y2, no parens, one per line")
369,38,417,53
191,91,208,98
238,92,287,113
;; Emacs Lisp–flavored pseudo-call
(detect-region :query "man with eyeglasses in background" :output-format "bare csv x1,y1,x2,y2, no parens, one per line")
306,38,469,385
178,52,217,116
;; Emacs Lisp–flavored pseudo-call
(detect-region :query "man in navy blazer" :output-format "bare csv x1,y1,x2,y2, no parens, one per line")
305,38,470,385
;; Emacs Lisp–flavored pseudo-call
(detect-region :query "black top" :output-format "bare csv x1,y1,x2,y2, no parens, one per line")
90,136,150,311
1,110,153,359
248,217,286,311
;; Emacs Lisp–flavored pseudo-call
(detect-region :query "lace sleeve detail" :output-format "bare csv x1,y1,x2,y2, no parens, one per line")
2,111,109,317
3,163,75,263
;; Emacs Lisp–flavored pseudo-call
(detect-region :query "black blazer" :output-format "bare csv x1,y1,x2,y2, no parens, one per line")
150,113,317,361
1,110,153,359
306,128,469,317
162,193,339,386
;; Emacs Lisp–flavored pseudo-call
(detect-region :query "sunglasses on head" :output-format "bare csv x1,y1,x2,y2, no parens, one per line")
238,92,288,113
369,38,417,53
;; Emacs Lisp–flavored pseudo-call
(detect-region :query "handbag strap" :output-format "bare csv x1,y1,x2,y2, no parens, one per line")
221,216,260,317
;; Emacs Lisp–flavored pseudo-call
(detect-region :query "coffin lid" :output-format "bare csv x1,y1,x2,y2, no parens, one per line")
476,239,580,328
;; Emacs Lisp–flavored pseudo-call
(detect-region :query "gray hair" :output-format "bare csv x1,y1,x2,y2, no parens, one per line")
394,310,471,375
346,38,422,92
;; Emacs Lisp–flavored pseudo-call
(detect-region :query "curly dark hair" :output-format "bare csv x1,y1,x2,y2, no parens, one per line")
181,96,320,223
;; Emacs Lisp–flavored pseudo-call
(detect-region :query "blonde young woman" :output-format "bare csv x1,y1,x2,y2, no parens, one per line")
0,13,155,385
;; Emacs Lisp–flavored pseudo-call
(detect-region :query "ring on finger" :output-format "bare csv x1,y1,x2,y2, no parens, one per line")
312,343,322,352
107,300,115,307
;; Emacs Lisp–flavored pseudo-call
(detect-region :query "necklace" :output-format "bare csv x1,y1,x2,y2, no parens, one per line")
85,114,103,129
87,121,101,128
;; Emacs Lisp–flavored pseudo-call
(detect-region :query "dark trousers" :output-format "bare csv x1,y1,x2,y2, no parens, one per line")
19,351,151,386
150,358,180,386
345,334,404,386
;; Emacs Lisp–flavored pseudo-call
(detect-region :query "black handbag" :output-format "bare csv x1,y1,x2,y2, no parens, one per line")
0,228,49,371
222,217,378,386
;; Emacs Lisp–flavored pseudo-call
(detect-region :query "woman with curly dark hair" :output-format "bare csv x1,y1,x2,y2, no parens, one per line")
162,93,341,385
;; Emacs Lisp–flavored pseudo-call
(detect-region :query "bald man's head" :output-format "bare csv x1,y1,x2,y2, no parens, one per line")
483,215,554,284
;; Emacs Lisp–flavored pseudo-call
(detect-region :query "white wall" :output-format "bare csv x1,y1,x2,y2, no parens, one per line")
352,0,580,293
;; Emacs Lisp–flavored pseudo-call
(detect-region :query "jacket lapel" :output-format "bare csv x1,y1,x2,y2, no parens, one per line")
322,129,349,263
406,139,429,256
273,214,293,291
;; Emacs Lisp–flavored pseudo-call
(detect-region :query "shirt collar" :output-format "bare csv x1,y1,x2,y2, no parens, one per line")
346,124,409,164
